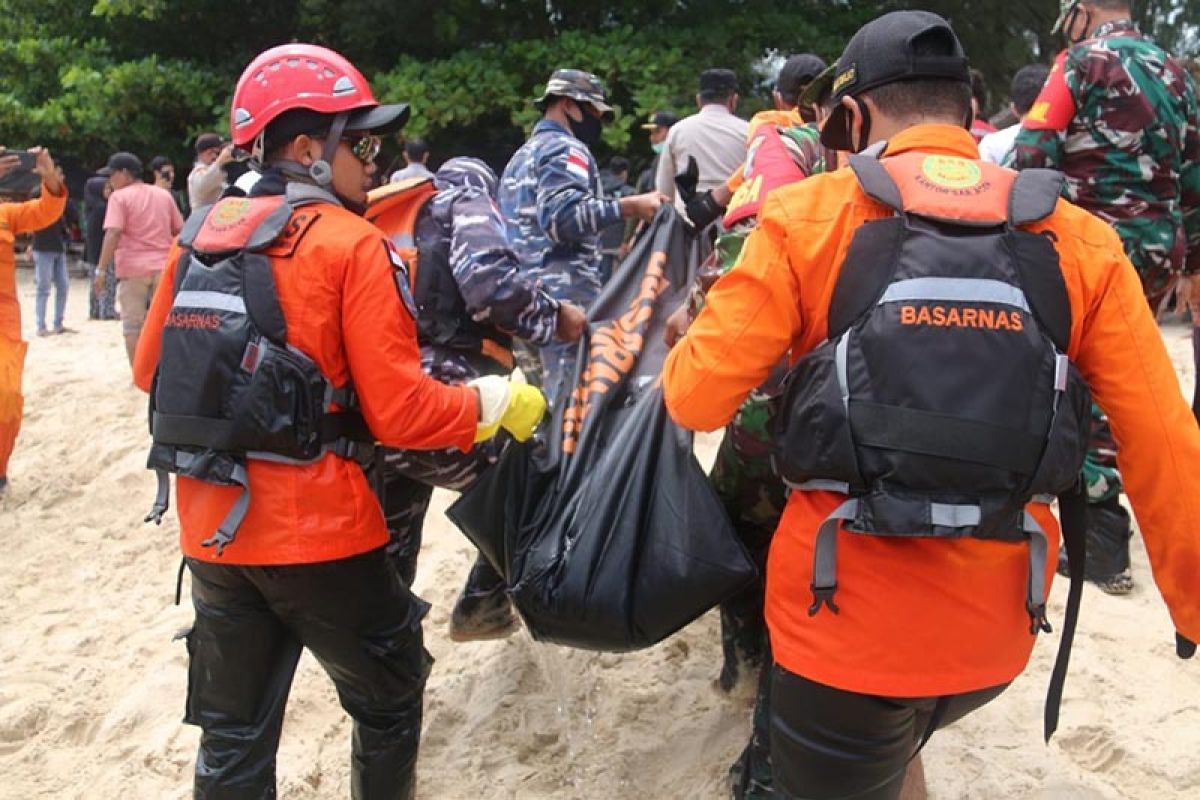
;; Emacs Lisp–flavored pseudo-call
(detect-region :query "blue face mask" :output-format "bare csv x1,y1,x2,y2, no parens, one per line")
651,141,665,155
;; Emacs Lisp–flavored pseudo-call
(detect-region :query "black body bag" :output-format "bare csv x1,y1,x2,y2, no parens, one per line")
448,208,757,651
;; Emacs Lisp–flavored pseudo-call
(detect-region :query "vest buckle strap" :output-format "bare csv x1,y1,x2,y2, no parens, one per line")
807,499,858,617
198,463,251,557
1023,510,1052,635
1028,602,1053,635
145,468,171,525
808,583,840,617
332,438,359,461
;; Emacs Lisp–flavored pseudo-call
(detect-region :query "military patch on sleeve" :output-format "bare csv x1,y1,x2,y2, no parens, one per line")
384,239,419,319
1023,50,1076,131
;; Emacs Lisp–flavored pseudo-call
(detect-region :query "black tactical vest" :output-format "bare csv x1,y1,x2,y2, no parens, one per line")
145,191,373,555
412,206,514,373
773,149,1092,632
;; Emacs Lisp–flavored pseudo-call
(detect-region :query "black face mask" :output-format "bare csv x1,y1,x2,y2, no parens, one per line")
568,106,603,149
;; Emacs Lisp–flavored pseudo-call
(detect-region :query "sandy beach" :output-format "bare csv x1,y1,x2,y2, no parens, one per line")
1,269,1198,799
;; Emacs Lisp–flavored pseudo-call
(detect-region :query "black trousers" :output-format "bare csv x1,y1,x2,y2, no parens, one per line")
184,547,432,800
769,666,1009,800
376,445,505,593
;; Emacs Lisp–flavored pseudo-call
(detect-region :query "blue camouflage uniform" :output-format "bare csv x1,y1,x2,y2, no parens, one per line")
498,118,622,403
380,157,560,591
420,157,561,384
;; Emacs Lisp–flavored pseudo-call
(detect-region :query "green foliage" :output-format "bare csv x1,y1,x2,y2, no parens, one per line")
0,0,1194,174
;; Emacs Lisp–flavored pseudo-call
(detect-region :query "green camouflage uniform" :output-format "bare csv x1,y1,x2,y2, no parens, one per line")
695,121,826,800
1012,18,1200,586
1011,19,1200,309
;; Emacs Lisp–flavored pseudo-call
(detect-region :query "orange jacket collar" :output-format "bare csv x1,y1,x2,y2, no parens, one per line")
881,123,981,160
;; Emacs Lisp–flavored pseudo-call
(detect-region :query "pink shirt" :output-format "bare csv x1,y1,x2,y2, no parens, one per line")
104,182,183,279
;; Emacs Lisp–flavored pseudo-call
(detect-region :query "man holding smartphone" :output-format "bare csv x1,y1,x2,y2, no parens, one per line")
0,146,67,498
186,132,235,210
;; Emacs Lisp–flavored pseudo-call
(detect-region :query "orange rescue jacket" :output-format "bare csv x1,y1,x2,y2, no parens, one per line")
134,194,478,566
663,124,1200,697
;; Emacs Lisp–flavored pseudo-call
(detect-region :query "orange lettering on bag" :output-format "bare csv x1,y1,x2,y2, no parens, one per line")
561,252,671,454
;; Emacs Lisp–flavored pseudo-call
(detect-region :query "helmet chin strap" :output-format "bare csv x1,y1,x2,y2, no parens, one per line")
310,112,349,187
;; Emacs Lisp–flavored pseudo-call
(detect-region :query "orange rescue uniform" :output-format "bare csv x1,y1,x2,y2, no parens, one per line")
663,124,1200,697
134,197,478,566
724,109,805,197
0,181,68,478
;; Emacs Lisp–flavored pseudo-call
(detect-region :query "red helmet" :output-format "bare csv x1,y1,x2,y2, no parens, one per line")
230,43,409,147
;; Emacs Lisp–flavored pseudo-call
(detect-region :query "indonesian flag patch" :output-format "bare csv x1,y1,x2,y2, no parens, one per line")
1023,50,1075,132
566,147,590,181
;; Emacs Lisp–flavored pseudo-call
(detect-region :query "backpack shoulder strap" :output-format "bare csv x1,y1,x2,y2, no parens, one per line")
190,195,290,254
366,178,438,252
242,202,292,346
1009,168,1064,227
848,152,904,213
178,203,214,249
1007,169,1071,352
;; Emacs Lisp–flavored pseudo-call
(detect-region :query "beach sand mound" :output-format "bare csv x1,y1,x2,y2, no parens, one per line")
2,273,1198,799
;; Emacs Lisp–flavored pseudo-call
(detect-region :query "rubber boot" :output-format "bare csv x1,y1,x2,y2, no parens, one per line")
448,553,516,642
728,653,778,799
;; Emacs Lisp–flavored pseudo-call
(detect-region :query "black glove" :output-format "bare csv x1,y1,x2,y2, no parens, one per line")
685,189,724,231
1178,632,1196,659
674,156,699,203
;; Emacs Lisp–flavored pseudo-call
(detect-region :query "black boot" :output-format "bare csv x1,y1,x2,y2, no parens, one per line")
1057,496,1133,595
448,553,516,642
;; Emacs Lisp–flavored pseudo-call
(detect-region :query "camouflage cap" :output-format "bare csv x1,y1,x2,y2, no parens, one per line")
798,64,837,110
1052,0,1081,34
536,69,614,118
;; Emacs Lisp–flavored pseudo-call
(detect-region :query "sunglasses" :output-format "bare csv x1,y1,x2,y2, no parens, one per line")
342,134,381,165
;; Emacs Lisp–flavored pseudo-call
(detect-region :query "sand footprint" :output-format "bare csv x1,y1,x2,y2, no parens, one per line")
1056,724,1126,772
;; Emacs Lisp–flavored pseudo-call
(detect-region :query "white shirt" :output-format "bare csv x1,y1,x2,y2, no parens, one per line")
187,160,226,210
390,162,435,184
979,123,1022,166
654,104,749,206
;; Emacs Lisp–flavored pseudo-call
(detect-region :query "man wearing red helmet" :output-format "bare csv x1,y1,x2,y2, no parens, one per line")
133,44,545,799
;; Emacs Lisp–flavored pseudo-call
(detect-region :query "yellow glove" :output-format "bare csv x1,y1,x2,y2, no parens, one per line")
470,371,548,443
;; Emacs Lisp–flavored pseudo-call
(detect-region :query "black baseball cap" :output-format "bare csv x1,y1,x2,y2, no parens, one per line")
99,151,143,177
640,110,679,130
821,10,970,151
777,54,828,98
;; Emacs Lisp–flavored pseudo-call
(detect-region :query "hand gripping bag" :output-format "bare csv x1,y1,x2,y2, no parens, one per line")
447,208,757,651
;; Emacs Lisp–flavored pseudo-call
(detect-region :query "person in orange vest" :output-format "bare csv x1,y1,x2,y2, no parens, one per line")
132,44,544,798
0,146,67,499
664,11,1200,799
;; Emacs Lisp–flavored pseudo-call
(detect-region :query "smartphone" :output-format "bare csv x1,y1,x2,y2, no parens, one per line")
0,149,37,171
